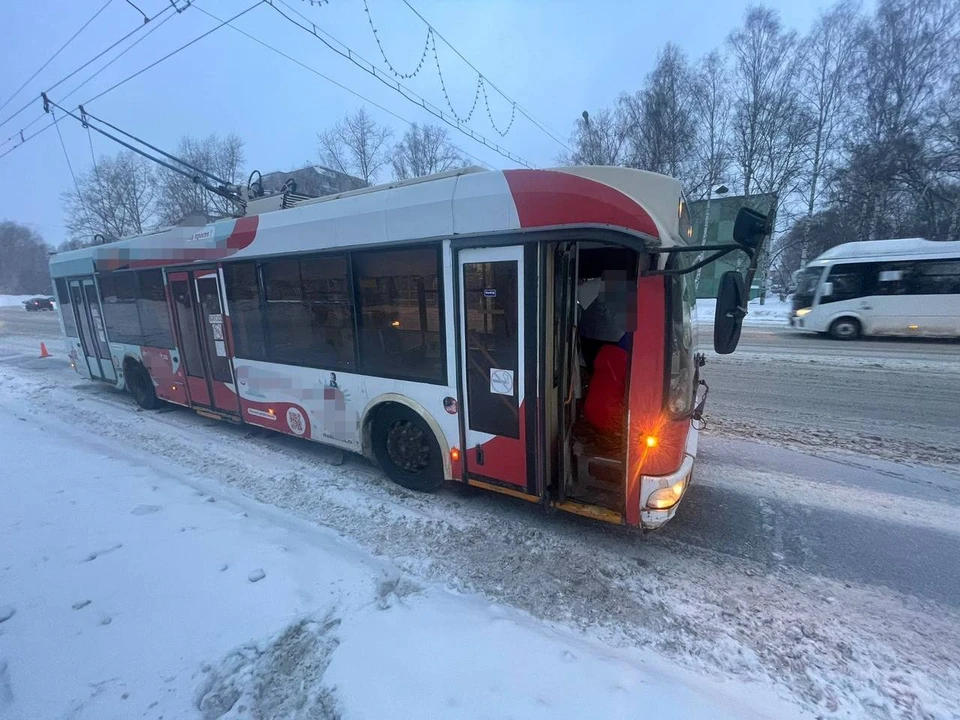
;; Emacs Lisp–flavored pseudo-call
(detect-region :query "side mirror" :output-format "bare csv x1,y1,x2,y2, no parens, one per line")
732,207,768,250
714,271,746,355
821,281,834,297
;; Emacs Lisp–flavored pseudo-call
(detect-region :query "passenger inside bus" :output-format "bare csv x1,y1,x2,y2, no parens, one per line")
562,246,639,513
576,250,637,437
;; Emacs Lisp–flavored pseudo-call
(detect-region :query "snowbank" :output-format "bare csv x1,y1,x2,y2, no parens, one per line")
0,294,47,307
695,297,791,326
0,409,802,720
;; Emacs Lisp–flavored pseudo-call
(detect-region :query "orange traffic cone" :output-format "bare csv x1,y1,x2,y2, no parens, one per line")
39,342,50,358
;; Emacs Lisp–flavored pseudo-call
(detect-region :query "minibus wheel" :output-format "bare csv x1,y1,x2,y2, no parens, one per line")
372,405,444,492
829,317,861,340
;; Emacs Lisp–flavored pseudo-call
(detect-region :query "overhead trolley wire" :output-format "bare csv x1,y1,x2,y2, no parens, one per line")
267,0,534,168
0,7,181,152
43,96,243,207
399,0,571,151
190,4,493,170
0,2,177,133
0,0,114,116
358,0,570,152
83,1,264,106
0,2,246,162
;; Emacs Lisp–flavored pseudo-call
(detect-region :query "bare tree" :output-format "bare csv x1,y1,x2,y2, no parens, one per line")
727,6,802,197
797,0,862,264
155,134,246,226
933,72,960,237
691,49,732,202
620,43,699,192
63,151,157,246
319,108,393,185
392,124,466,180
847,0,958,239
0,221,51,294
727,6,813,302
559,108,628,166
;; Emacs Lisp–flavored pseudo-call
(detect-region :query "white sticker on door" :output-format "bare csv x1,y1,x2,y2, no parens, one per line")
212,323,224,340
215,340,226,357
490,368,514,396
208,313,223,325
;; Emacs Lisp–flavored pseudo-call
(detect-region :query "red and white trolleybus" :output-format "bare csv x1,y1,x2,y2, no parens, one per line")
49,166,768,529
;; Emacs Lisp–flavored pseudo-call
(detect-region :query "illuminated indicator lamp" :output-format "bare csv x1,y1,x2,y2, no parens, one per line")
908,324,919,330
443,396,459,414
450,447,461,463
647,478,688,510
172,385,177,391
644,435,659,449
391,320,401,327
268,408,275,415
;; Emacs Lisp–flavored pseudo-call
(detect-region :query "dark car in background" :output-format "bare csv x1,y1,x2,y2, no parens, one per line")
23,297,55,311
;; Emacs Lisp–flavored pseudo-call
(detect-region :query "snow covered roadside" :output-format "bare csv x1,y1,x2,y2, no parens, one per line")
695,297,791,327
0,402,802,718
0,294,48,307
3,354,960,719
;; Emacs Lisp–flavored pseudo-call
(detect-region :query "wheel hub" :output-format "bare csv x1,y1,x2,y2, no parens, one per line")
385,420,430,474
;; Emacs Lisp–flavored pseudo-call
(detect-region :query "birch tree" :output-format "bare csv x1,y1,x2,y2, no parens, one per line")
691,49,732,202
797,0,862,266
559,108,628,166
318,108,393,185
620,43,698,192
392,124,465,180
727,6,801,198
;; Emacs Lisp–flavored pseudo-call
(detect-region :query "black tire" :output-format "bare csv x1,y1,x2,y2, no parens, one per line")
829,317,861,340
126,361,161,410
371,405,444,492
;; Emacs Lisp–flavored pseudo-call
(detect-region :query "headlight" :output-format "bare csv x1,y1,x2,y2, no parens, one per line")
795,307,812,317
647,477,688,509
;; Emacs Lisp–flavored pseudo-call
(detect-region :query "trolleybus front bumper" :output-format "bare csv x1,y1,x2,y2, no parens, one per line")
639,425,698,530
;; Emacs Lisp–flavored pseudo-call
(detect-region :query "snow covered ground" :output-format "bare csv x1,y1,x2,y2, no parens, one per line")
0,375,802,718
3,319,960,719
695,297,791,327
0,294,47,307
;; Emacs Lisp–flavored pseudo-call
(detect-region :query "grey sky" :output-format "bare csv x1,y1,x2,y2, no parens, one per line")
1,0,838,247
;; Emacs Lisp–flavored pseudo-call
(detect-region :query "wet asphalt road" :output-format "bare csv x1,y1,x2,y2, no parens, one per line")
661,437,960,607
4,307,960,607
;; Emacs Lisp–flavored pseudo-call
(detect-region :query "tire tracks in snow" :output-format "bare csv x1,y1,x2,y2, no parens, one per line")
3,365,960,719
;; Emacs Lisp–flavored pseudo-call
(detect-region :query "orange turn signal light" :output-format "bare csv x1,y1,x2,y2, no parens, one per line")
450,447,461,463
644,435,658,449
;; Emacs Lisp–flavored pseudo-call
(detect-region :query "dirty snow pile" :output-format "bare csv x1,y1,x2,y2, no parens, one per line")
0,409,802,719
696,297,791,326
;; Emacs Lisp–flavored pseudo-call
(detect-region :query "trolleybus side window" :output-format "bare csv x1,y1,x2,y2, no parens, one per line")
300,255,355,370
55,278,78,338
223,262,267,361
259,255,356,370
263,258,312,367
353,246,444,383
136,269,175,349
98,271,142,345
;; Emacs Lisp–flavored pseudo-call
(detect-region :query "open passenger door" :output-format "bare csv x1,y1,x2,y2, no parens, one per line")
457,246,533,492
